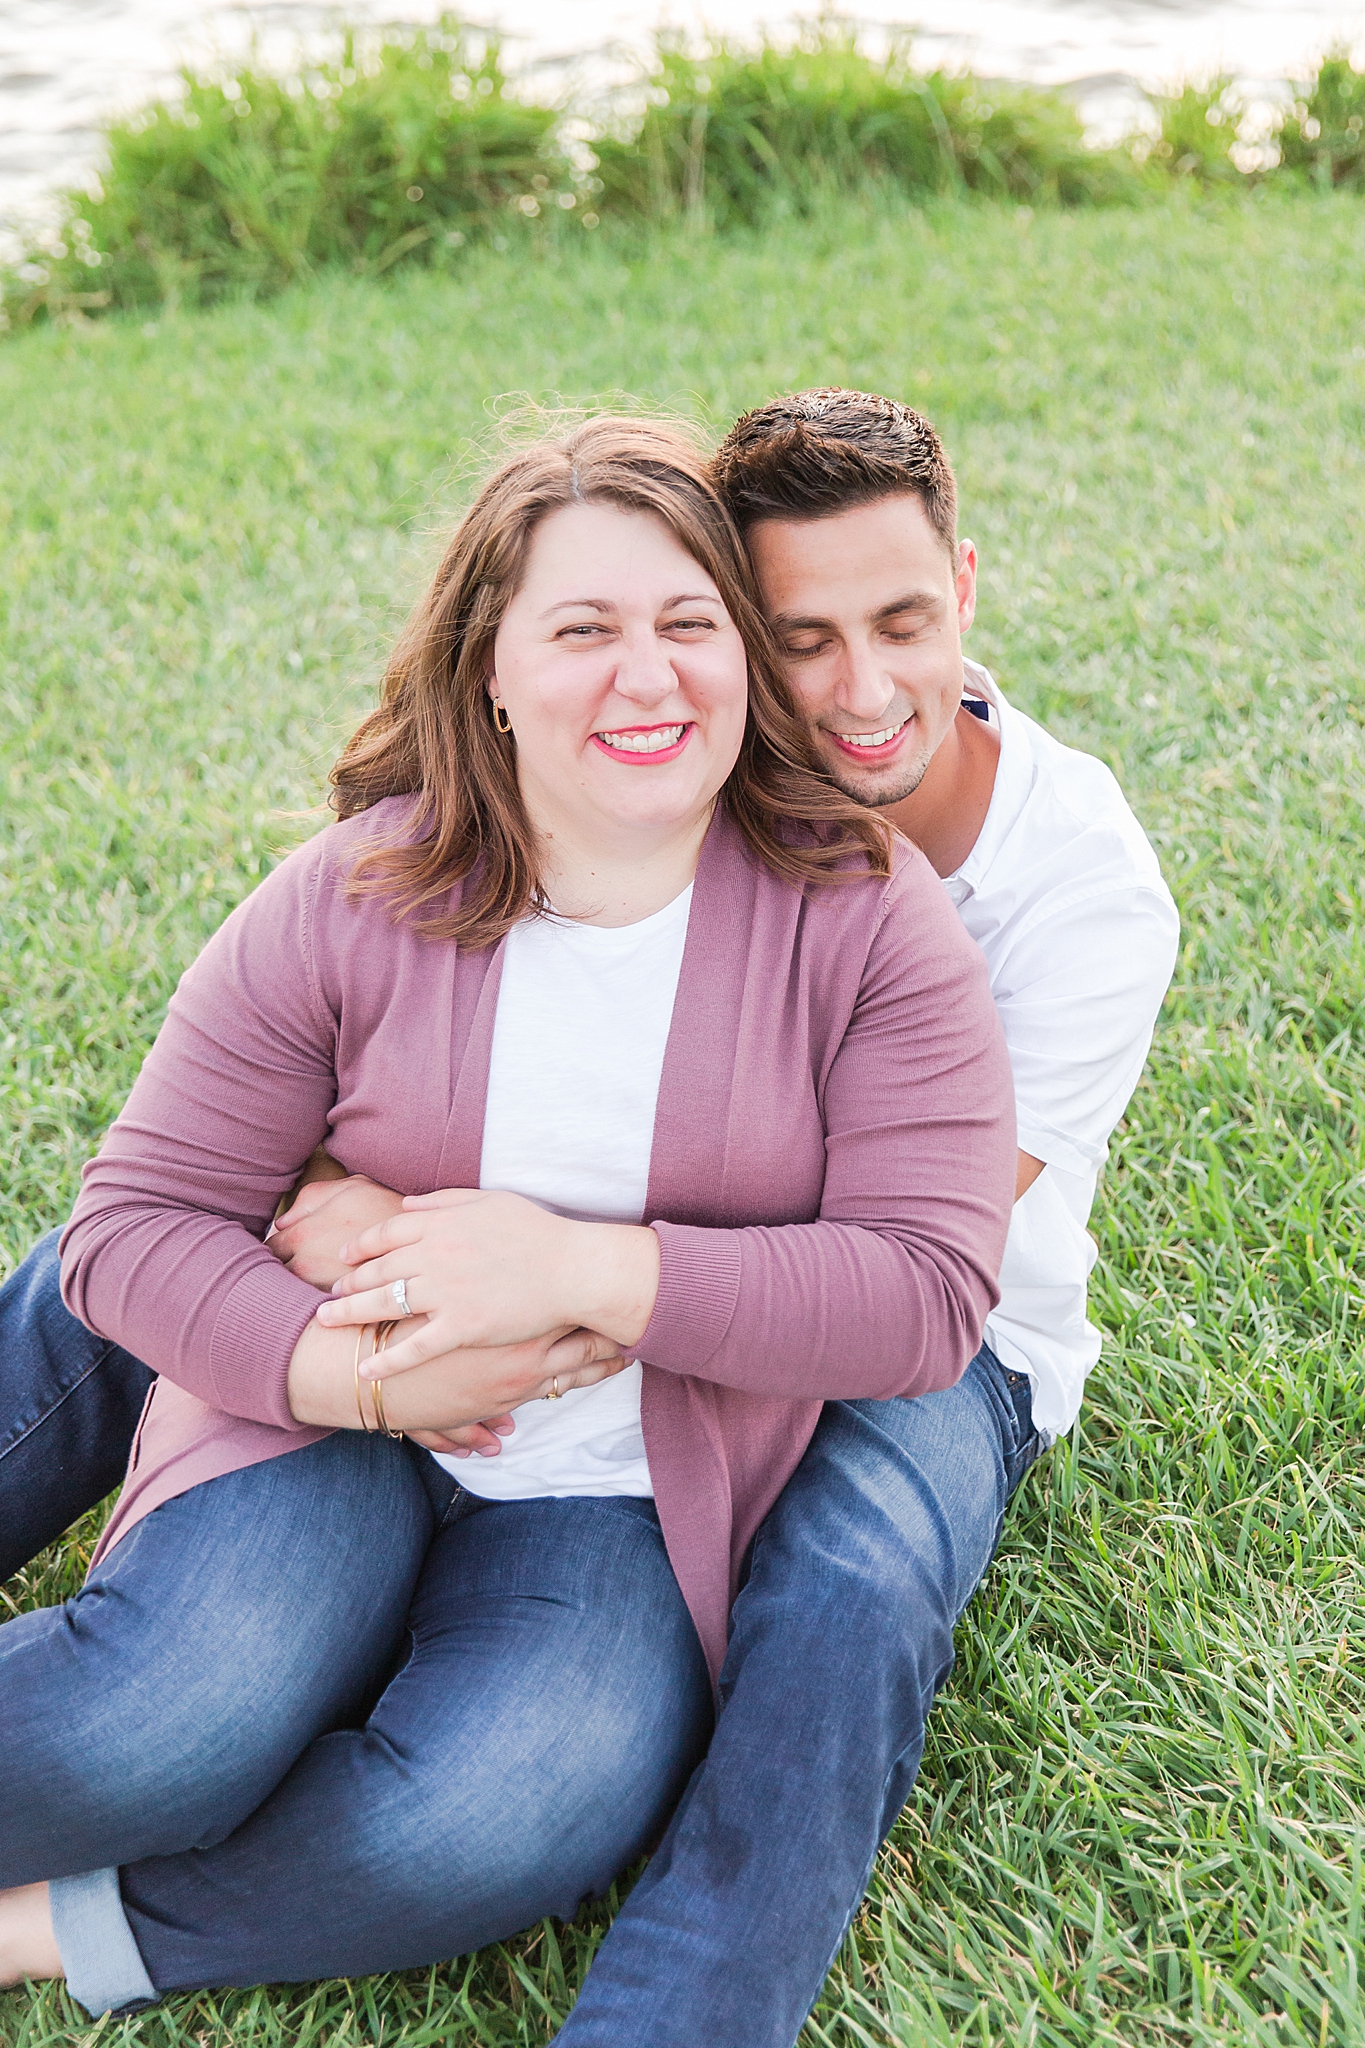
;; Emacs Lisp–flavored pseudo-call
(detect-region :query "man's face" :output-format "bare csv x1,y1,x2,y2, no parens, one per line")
746,494,977,808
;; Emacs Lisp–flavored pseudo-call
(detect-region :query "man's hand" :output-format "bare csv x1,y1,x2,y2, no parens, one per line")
403,1314,624,1456
287,1313,628,1436
269,1175,407,1291
413,1413,518,1459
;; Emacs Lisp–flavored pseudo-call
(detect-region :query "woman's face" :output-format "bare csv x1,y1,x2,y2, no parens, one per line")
491,501,750,851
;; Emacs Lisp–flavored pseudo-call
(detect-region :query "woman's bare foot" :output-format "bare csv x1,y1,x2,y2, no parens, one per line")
0,1883,62,1987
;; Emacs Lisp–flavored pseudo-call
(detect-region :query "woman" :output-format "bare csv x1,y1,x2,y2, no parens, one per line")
0,418,1014,2013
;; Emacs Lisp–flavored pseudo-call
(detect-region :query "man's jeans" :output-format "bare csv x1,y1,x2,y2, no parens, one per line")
1,1233,1040,2042
555,1348,1042,2046
0,1230,152,1581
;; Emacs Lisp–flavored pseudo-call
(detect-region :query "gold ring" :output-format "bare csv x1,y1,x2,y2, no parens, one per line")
546,1376,561,1400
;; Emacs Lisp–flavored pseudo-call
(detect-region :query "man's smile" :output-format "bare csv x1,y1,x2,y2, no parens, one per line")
823,717,912,762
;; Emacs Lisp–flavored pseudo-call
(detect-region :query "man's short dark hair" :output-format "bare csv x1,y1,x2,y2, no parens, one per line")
712,388,958,555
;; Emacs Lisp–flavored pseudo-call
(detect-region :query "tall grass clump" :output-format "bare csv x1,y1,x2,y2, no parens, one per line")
3,17,576,325
5,20,1365,329
1139,79,1248,185
1277,51,1365,189
590,27,1142,224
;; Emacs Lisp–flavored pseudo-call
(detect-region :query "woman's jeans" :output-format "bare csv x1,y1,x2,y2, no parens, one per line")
1,1428,713,2009
1,1230,1042,2044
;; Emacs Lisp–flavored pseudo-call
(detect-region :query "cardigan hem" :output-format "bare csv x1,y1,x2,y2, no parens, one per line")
208,1259,327,1431
639,1222,743,1373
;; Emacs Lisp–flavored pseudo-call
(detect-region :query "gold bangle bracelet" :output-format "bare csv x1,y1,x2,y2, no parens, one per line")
355,1323,375,1432
369,1321,404,1440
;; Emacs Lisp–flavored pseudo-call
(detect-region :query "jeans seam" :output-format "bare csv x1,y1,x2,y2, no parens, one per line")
439,1485,490,1530
0,1341,124,1461
977,1345,1041,1479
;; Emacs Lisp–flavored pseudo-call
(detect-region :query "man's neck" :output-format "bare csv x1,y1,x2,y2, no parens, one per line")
883,703,1000,878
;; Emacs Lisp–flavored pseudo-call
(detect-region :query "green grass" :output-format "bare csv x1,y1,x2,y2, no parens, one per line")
2,189,1363,2045
8,24,1365,328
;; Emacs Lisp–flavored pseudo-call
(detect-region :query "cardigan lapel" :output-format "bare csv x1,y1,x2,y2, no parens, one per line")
640,804,768,1683
433,807,756,1205
435,933,506,1189
642,804,760,1228
434,810,759,1211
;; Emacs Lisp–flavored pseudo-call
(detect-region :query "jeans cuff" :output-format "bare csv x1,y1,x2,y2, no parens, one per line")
48,1867,158,2015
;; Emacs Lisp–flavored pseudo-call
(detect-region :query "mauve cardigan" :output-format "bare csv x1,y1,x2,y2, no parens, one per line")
62,798,1015,1680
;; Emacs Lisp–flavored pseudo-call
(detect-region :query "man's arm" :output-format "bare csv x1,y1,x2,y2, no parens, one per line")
275,1143,348,1223
995,883,1179,1186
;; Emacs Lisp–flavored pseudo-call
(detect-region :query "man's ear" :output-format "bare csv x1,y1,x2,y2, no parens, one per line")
954,539,979,634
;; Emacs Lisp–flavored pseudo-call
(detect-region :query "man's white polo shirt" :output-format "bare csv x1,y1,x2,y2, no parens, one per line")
949,661,1180,1440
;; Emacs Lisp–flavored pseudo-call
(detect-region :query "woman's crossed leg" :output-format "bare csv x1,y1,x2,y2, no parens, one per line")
6,1471,712,2011
3,1431,434,1889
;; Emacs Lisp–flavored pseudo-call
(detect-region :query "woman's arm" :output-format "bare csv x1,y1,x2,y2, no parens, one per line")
327,858,1016,1405
60,831,343,1430
638,867,1016,1401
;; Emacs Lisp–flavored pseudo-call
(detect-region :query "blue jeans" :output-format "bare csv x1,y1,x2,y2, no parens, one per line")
1,1234,1040,2039
2,1431,712,2010
0,1230,153,1581
553,1351,1042,2047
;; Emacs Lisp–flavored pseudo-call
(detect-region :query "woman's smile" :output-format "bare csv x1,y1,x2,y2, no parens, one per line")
591,721,693,762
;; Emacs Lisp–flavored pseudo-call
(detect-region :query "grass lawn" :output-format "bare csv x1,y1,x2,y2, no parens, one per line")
1,190,1363,2047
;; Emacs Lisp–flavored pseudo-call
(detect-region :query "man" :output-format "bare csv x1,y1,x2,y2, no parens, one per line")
0,390,1177,2043
551,392,1178,2042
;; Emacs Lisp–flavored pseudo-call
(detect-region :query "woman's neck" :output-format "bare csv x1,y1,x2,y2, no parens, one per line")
532,803,714,928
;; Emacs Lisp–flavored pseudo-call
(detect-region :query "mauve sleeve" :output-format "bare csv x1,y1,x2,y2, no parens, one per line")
638,861,1016,1401
59,830,340,1431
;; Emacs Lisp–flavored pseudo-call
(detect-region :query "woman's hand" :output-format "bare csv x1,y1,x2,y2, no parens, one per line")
313,1187,661,1375
287,1312,629,1434
272,1175,519,1450
271,1174,519,1446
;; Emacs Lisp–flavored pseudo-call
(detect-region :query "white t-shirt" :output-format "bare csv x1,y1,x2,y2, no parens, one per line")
433,884,693,1499
951,661,1180,1440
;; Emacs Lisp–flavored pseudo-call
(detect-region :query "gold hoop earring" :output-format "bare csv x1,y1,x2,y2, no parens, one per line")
492,700,513,735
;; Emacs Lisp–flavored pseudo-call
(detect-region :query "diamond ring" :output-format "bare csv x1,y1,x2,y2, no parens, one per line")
391,1278,414,1318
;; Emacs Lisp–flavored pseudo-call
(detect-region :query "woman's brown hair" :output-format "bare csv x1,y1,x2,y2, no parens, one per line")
331,415,891,946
